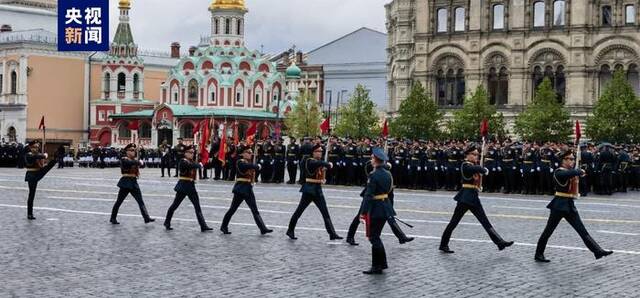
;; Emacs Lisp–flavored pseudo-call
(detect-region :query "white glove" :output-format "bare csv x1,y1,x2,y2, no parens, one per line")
43,153,48,159
198,162,203,168
520,169,523,174
353,162,357,166
270,161,274,165
484,168,490,175
258,164,262,170
435,166,439,171
139,160,144,166
407,165,411,170
386,162,392,169
293,161,298,165
417,166,421,171
328,162,334,169
536,167,541,171
491,168,496,172
550,168,553,173
260,159,264,163
395,160,399,164
530,169,535,173
554,163,559,167
497,166,502,171
512,167,517,170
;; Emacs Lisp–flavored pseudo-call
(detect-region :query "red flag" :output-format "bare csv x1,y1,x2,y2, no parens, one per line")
382,119,389,138
246,121,257,145
193,120,201,135
199,119,210,164
127,120,139,131
575,120,582,143
261,121,269,140
38,116,45,130
320,117,330,135
480,118,489,138
218,124,227,166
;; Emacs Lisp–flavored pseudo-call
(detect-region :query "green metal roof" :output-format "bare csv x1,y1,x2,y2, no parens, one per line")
110,104,278,120
110,109,154,119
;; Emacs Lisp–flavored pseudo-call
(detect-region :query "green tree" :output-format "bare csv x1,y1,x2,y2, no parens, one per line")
514,77,572,142
447,85,507,140
284,91,321,138
586,69,640,143
389,82,443,140
334,85,380,138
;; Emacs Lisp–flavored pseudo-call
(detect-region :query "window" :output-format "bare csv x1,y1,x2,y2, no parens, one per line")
208,85,216,104
273,86,280,101
626,5,636,25
532,65,566,104
236,88,243,104
602,6,612,26
553,1,565,26
117,73,125,92
171,85,179,104
139,122,151,139
437,8,448,32
104,73,110,93
10,70,17,94
454,7,465,31
180,123,193,139
0,74,3,94
119,123,131,138
98,111,105,121
237,19,242,35
214,18,219,34
225,18,231,34
436,68,465,106
534,1,545,27
188,79,198,103
488,67,509,105
133,74,139,93
628,64,640,95
493,4,505,30
255,86,263,105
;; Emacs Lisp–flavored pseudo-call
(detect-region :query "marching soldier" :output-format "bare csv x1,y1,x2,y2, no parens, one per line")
286,144,343,240
24,140,58,220
163,145,213,232
110,143,155,225
286,137,300,184
534,149,613,262
220,146,273,235
439,145,514,253
359,148,397,275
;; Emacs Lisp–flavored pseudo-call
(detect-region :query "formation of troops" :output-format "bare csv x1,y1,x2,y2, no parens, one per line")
17,134,620,275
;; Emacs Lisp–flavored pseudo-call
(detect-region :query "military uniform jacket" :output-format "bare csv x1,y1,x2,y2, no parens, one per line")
118,157,141,190
360,166,396,219
547,168,581,213
24,151,48,182
233,159,260,196
174,158,202,195
453,161,487,207
300,158,331,197
286,144,300,162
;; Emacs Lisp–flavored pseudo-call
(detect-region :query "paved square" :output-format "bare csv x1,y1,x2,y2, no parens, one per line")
0,167,639,297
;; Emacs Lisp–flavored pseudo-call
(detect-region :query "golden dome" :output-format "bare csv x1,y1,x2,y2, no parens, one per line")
118,0,130,9
209,0,246,11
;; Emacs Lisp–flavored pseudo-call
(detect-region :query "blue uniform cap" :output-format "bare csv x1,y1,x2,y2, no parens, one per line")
372,147,388,162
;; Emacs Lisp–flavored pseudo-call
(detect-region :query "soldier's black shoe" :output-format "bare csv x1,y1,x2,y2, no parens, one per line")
220,226,231,235
346,238,359,246
144,218,155,224
362,267,383,275
595,250,613,260
110,219,120,225
439,246,454,253
399,237,414,244
498,241,514,251
535,254,551,262
286,230,297,240
164,223,173,230
201,226,214,232
329,234,343,240
260,228,274,235
27,215,36,220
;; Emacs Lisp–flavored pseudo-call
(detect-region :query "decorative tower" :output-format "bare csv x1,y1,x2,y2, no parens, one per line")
285,61,302,100
102,0,144,101
208,0,247,47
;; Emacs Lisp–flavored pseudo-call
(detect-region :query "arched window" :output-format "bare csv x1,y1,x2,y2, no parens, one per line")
180,123,194,139
10,70,17,94
488,67,509,105
171,85,179,104
208,84,217,104
117,72,126,93
236,88,243,104
237,19,242,35
214,18,219,34
598,65,612,95
119,123,131,139
133,73,140,94
628,64,640,95
437,8,448,33
435,55,465,106
104,73,111,94
553,1,566,26
255,85,263,105
454,7,465,32
225,18,231,34
533,1,545,27
7,126,16,142
188,79,198,103
602,6,612,26
273,85,280,101
139,122,151,139
493,4,505,30
555,66,566,103
532,65,565,104
626,5,636,25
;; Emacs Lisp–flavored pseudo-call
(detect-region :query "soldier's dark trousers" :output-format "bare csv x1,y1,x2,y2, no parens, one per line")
27,181,37,217
164,191,207,228
347,213,410,241
536,210,605,257
369,218,388,270
287,162,297,183
110,188,151,221
287,193,339,236
161,166,171,177
440,202,506,248
221,192,269,232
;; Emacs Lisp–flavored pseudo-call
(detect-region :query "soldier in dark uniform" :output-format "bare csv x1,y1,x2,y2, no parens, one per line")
343,138,358,186
326,136,342,185
220,146,273,235
56,145,65,169
359,148,397,275
521,144,539,195
286,144,343,240
534,149,613,262
617,147,631,193
597,144,616,195
24,140,58,220
579,144,594,196
439,145,514,253
631,148,640,190
173,138,186,177
483,143,500,192
224,140,237,181
286,137,300,184
109,143,155,225
272,138,286,183
538,144,555,195
163,145,213,232
390,141,405,188
159,140,172,177
358,138,373,186
261,139,274,183
407,141,422,189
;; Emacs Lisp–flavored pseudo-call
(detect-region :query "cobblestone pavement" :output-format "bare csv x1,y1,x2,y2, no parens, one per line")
0,167,639,297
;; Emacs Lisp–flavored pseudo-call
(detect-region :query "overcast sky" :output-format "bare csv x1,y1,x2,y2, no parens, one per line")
109,0,389,54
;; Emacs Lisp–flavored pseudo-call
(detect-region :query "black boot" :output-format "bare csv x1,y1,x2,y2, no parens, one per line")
27,215,36,220
220,226,231,235
534,254,551,262
144,217,155,224
362,267,383,275
254,214,273,235
324,218,343,240
346,238,359,246
163,220,173,230
439,245,454,254
389,220,414,244
488,228,514,251
286,230,297,240
110,218,120,225
201,226,213,232
586,235,614,259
